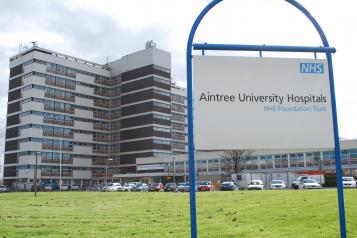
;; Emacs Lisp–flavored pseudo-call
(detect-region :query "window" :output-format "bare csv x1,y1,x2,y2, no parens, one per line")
153,114,170,121
44,100,54,110
153,101,171,109
153,139,171,145
65,79,76,89
56,77,66,87
153,89,170,97
153,126,171,133
172,113,185,122
172,122,185,131
153,76,170,85
45,75,56,85
55,102,65,112
172,94,185,104
63,128,72,138
172,103,185,113
46,63,56,73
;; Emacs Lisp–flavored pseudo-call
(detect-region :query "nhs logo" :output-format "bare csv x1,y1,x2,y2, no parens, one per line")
300,63,324,74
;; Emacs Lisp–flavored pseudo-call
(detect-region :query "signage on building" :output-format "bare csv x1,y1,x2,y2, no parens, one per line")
193,56,333,150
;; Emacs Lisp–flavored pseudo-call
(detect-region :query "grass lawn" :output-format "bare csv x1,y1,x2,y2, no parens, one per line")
0,189,356,238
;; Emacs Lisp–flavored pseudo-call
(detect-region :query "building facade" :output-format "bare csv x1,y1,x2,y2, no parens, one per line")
3,42,187,189
131,139,357,186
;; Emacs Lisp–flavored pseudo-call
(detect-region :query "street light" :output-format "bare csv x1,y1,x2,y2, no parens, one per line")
59,138,62,192
319,157,323,189
106,158,113,186
34,151,41,197
173,157,176,184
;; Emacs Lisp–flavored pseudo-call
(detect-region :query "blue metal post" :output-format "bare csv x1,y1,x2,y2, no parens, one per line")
186,1,222,237
284,2,347,237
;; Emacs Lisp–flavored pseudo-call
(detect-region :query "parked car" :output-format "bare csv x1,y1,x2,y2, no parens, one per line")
70,184,79,191
247,180,264,190
342,177,356,188
132,183,149,192
198,181,213,191
299,179,321,189
177,182,186,192
220,181,238,191
60,184,70,191
122,183,137,192
164,183,178,192
149,183,164,192
270,180,286,189
291,176,310,189
0,185,10,192
44,184,53,191
102,183,121,192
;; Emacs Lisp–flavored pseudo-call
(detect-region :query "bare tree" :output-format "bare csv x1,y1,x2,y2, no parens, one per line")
221,150,255,174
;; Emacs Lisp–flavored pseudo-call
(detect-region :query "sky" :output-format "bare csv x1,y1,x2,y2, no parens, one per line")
1,0,357,176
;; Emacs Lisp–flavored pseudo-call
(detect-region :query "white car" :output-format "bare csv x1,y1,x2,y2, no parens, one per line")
71,184,79,191
102,183,121,192
342,177,356,188
299,179,321,189
121,183,136,192
270,180,286,189
60,184,70,191
248,180,264,190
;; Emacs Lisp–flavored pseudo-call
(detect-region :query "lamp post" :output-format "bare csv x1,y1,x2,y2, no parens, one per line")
106,158,113,186
34,152,40,197
59,138,62,192
319,156,323,189
173,157,176,184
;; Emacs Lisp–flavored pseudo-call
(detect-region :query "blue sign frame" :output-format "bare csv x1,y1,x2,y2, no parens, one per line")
186,1,346,238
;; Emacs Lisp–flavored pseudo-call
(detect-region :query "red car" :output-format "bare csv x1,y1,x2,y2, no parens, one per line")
149,183,164,192
198,181,213,191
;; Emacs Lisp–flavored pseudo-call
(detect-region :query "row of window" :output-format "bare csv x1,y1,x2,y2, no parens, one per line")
172,103,185,113
22,97,110,117
46,62,76,78
172,113,186,122
19,151,108,160
20,137,106,148
22,110,109,128
23,84,114,107
153,101,171,109
171,94,186,104
22,71,119,100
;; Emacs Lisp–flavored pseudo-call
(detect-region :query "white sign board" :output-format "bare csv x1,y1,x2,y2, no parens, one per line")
193,56,334,150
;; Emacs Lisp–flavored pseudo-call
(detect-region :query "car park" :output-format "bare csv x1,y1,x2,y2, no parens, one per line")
220,181,238,191
164,183,178,192
0,185,10,192
270,180,286,190
198,181,213,191
342,177,356,188
247,180,264,190
299,179,321,189
149,183,164,192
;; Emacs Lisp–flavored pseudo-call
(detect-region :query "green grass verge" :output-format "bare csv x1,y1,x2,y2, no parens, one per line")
0,190,356,238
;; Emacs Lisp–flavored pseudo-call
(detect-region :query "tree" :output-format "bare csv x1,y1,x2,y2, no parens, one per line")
221,150,255,174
